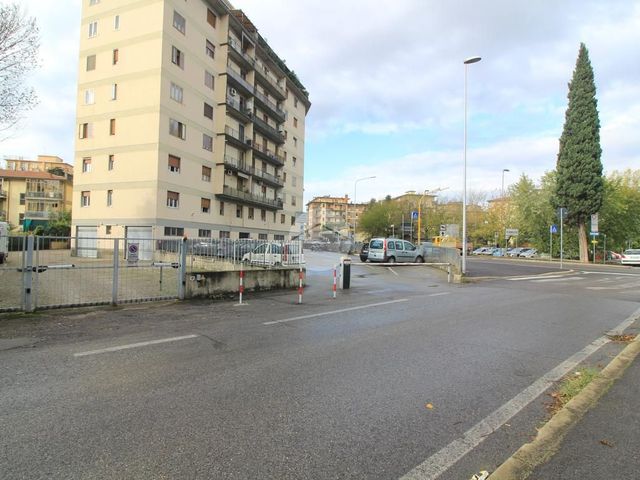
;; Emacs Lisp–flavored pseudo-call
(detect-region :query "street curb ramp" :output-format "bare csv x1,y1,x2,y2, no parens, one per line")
489,327,640,480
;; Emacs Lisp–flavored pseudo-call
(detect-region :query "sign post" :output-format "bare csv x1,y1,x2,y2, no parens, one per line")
127,243,139,266
549,224,558,261
590,213,599,264
558,208,567,269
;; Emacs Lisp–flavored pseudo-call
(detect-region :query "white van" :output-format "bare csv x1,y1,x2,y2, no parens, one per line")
367,238,424,263
0,221,9,264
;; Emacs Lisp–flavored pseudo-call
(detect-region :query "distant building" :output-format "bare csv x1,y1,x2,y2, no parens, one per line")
0,156,74,229
306,195,368,240
392,191,437,209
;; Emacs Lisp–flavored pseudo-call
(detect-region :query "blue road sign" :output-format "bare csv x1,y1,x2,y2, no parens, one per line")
411,210,418,220
550,224,558,234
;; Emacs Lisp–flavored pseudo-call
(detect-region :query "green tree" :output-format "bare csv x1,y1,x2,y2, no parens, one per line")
553,43,603,262
43,210,71,236
359,198,405,238
600,170,640,251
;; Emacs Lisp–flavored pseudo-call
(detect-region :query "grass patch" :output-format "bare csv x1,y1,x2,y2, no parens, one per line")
546,367,600,416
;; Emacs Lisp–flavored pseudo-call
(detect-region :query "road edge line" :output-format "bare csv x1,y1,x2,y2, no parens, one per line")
489,311,640,480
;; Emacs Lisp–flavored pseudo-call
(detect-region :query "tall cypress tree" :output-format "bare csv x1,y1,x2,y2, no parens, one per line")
553,43,603,262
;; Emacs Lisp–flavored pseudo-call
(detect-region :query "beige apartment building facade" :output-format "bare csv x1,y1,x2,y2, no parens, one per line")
306,196,368,240
0,156,73,229
73,0,310,248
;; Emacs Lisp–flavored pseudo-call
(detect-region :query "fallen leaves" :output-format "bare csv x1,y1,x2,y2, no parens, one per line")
425,403,434,410
606,333,637,343
599,439,614,448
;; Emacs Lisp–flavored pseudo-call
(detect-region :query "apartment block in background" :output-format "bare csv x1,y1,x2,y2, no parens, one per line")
0,155,74,229
73,0,310,255
306,196,368,240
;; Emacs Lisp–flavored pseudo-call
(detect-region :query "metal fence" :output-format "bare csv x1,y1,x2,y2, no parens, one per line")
420,244,462,274
0,236,305,312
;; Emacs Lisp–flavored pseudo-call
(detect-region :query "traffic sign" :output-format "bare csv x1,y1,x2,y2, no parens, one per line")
550,224,558,234
590,213,599,233
557,207,568,221
411,210,418,220
128,243,139,263
505,228,519,237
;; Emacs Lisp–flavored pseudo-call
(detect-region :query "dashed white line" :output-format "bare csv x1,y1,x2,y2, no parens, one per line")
532,276,584,283
263,299,409,326
74,334,199,357
428,292,451,298
399,305,640,480
388,267,399,276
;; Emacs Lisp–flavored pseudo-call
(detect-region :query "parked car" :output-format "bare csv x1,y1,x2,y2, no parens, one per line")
480,247,498,255
492,248,507,257
367,238,424,263
242,242,305,266
217,239,258,260
472,247,490,255
192,240,218,256
359,243,369,262
620,249,640,266
519,248,538,258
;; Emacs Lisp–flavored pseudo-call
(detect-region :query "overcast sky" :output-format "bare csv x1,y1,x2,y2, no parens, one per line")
4,0,640,205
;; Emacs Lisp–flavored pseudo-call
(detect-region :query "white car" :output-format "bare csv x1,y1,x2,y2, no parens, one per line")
242,242,305,266
620,249,640,266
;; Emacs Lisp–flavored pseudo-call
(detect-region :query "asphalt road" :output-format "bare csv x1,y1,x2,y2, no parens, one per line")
1,251,638,479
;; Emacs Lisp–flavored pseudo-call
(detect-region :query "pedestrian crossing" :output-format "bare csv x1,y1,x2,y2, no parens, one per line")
506,271,640,295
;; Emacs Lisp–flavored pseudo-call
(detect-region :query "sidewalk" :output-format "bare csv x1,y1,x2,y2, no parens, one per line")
529,358,640,479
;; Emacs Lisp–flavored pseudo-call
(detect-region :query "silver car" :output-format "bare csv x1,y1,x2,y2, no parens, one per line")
367,238,424,263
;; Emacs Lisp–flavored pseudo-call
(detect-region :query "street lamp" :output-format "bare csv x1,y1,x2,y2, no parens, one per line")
462,55,481,275
501,168,510,197
353,176,376,241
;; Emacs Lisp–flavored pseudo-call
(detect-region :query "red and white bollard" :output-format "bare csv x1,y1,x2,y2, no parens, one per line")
238,266,245,305
298,266,304,304
332,266,337,299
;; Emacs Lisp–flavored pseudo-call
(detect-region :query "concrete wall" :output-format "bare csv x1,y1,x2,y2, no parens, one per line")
186,266,304,299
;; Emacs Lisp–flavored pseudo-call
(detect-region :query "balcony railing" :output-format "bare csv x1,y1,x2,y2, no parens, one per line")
25,210,51,219
228,37,256,67
25,191,63,199
223,155,254,176
252,116,285,144
0,210,6,220
226,96,253,118
252,142,285,166
254,169,284,188
0,189,6,198
226,67,254,94
218,186,283,210
254,64,286,99
224,125,249,144
253,90,285,122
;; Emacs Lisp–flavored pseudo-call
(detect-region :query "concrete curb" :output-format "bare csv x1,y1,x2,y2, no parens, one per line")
489,331,640,480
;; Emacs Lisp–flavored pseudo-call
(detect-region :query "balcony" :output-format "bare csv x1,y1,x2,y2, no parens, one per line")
223,125,251,150
226,67,254,96
0,189,6,199
225,95,253,123
0,210,6,221
254,169,284,188
252,142,285,167
227,37,256,70
254,65,286,100
222,155,254,176
25,210,51,219
25,191,63,200
252,116,285,144
253,89,286,124
217,186,283,211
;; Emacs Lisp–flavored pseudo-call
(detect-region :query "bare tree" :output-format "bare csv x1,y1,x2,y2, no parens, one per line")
0,3,39,137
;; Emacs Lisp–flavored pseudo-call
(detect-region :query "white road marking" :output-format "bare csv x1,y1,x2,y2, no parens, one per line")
399,306,640,480
580,271,640,277
74,334,199,357
507,274,569,281
428,292,451,298
263,299,409,326
388,267,399,276
532,276,584,283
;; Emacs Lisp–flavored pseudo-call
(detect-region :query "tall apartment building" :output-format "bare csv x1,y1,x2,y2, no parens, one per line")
73,0,310,250
306,195,368,240
0,156,73,229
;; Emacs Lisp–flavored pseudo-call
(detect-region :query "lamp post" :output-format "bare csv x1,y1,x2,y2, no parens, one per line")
462,55,481,275
501,168,510,197
501,168,510,252
353,176,375,241
417,186,449,244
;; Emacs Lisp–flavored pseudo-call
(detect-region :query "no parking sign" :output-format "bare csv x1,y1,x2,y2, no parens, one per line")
128,243,139,263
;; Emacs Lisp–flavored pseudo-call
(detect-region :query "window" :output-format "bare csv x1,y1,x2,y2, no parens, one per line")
88,21,98,38
291,216,296,226
201,198,210,213
274,234,285,241
107,189,113,206
109,118,116,135
293,117,298,128
202,165,211,182
258,233,268,240
203,102,213,119
105,225,112,235
236,205,242,218
164,226,184,236
280,214,285,224
169,118,186,139
111,83,118,100
78,123,92,139
205,71,214,90
293,137,298,147
89,0,100,5
205,39,215,59
112,48,119,65
294,97,298,108
171,46,184,69
168,154,181,173
114,15,120,30
19,193,25,205
202,134,213,151
81,191,91,207
292,195,297,206
170,82,183,103
219,201,224,215
82,157,92,173
260,209,266,221
84,89,95,105
199,229,211,238
207,9,217,27
292,176,297,187
167,191,179,208
248,207,254,219
108,155,114,170
292,156,297,166
283,172,287,182
86,55,96,71
219,230,230,239
173,10,186,34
